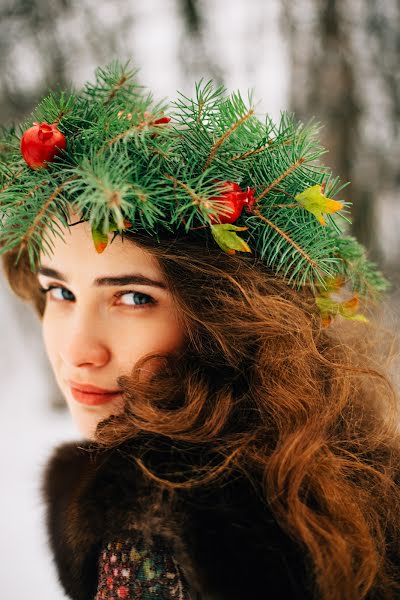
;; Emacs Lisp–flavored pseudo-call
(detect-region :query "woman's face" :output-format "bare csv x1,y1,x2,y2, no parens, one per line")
37,218,186,440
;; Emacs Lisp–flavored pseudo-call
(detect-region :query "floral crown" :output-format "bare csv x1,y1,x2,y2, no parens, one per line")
0,60,390,327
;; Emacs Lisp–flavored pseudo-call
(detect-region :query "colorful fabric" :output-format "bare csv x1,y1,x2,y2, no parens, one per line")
95,531,192,599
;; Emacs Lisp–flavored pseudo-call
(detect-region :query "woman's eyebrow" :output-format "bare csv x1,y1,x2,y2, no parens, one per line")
37,266,167,289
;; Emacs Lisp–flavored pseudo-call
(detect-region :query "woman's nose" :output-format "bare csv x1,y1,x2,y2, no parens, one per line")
59,316,111,368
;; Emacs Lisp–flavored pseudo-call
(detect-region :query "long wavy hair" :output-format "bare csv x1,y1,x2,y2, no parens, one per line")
3,227,400,600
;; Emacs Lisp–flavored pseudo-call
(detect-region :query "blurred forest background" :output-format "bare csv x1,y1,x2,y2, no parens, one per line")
0,1,399,597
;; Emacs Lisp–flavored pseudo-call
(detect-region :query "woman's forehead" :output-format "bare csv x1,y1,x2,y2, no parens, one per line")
39,217,164,281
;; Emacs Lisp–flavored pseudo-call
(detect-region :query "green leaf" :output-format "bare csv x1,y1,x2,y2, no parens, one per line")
91,223,108,253
211,223,251,255
295,184,344,225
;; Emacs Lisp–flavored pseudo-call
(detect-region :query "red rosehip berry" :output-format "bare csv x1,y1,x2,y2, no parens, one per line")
143,111,171,126
20,121,67,169
208,181,256,224
153,116,171,125
142,111,171,138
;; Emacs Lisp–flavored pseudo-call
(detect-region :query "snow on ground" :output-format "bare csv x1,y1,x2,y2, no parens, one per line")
1,404,76,599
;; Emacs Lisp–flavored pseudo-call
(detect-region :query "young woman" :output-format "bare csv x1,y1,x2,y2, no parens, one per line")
1,61,400,600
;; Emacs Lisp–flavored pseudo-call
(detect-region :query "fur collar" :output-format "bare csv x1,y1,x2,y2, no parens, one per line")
41,432,315,599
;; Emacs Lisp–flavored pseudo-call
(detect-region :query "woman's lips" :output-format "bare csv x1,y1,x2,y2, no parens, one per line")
68,381,120,394
70,385,121,406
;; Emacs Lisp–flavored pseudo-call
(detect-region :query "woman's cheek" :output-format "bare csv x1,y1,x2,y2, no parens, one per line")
42,310,63,370
113,313,182,371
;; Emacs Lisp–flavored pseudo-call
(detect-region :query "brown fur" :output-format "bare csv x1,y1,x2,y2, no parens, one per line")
41,432,316,600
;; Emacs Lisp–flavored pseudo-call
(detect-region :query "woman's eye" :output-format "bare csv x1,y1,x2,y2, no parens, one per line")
116,291,155,307
39,285,75,301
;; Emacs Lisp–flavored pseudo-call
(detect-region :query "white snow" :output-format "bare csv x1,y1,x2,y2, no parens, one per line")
1,276,76,599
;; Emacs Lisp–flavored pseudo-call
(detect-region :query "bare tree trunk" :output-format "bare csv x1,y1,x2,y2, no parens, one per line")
177,0,224,85
282,0,400,272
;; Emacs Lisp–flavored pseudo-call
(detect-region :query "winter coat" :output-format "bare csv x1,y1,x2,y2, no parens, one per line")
41,431,317,599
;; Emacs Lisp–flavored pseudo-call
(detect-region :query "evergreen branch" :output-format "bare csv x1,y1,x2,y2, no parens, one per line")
268,188,302,208
151,147,172,160
129,184,149,204
14,179,51,209
230,142,272,161
274,187,297,199
182,79,227,128
164,174,204,205
20,176,77,249
97,122,141,155
270,203,298,208
229,135,297,163
255,158,306,202
197,99,204,125
105,73,128,104
173,195,187,227
251,205,322,275
82,60,143,106
193,80,215,126
203,108,255,171
97,112,168,155
0,168,24,196
54,108,73,125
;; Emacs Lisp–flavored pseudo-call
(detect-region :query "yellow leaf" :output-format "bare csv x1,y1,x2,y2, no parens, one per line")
295,184,344,225
211,224,251,255
315,296,340,317
315,293,368,326
339,295,369,322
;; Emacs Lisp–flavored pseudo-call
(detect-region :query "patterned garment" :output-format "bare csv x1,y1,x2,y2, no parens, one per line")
95,531,192,599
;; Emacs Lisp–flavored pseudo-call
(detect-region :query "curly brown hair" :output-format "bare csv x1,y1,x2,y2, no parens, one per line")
2,228,400,600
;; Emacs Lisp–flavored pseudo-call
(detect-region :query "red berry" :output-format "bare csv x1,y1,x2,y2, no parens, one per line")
20,121,67,169
154,116,171,125
208,181,256,224
143,111,171,126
